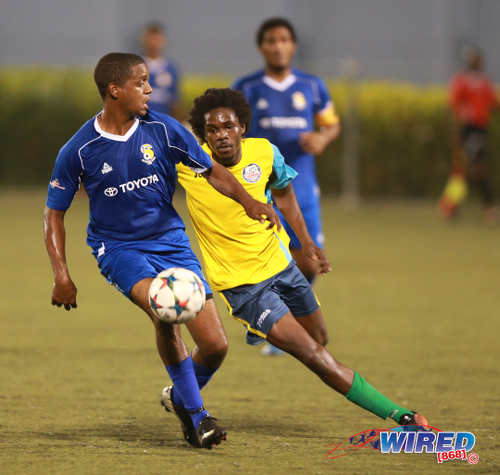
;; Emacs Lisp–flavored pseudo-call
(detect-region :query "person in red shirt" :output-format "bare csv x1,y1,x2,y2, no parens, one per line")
443,47,498,222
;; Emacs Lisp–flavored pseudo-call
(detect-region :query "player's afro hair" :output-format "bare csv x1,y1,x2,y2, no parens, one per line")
189,88,251,142
94,52,145,99
256,17,297,46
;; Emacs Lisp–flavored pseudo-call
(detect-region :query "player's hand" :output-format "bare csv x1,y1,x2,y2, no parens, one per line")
302,240,332,275
52,276,78,311
299,132,329,155
243,198,282,230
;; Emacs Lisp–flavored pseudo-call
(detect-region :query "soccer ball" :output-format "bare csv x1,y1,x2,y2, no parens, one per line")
149,268,206,323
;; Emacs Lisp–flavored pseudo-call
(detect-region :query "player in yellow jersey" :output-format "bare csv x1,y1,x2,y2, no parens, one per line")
174,88,429,429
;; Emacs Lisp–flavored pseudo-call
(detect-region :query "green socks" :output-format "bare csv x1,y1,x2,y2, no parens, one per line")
346,371,411,422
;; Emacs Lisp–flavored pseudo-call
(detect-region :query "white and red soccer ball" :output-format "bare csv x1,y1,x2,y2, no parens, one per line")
149,268,206,323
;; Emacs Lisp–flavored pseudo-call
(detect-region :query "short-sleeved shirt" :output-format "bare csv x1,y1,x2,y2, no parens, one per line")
144,57,180,115
449,72,498,128
177,137,297,291
233,69,338,207
46,110,212,255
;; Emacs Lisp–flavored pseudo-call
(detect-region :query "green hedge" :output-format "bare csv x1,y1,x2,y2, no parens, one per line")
1,68,499,197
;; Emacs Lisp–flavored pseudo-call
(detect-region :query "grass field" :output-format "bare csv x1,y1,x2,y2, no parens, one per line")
1,189,499,474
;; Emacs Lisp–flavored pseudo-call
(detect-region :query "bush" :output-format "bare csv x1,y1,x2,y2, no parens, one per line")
1,68,498,197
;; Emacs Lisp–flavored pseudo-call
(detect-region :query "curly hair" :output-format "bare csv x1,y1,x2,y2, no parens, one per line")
189,88,251,142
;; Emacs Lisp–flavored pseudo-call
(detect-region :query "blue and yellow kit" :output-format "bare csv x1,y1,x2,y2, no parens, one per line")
177,137,297,291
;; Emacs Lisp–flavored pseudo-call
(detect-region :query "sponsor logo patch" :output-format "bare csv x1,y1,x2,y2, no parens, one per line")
103,174,160,197
259,116,308,129
104,187,118,197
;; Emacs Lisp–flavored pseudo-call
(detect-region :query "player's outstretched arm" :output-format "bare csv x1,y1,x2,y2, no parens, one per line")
203,161,281,230
271,184,331,274
43,206,77,311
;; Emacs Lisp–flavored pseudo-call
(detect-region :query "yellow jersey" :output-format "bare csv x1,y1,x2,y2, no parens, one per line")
177,137,297,291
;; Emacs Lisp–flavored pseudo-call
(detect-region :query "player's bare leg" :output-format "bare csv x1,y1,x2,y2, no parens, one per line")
267,312,428,426
186,298,228,369
262,259,327,354
262,255,328,354
268,311,352,393
131,277,189,365
131,278,226,448
295,308,328,347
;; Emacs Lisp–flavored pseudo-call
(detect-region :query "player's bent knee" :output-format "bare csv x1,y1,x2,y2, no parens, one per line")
197,333,228,364
205,341,228,367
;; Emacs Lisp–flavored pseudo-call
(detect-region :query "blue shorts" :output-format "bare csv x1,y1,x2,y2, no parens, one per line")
221,262,319,345
96,245,211,300
276,200,324,249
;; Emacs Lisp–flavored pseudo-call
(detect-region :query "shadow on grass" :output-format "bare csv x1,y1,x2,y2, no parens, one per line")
20,414,320,449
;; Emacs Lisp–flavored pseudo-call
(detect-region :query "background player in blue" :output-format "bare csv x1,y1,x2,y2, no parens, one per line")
233,17,341,283
43,52,280,449
141,22,183,119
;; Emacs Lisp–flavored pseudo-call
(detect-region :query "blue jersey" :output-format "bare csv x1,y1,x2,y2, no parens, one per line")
46,110,211,255
145,57,180,114
233,69,338,207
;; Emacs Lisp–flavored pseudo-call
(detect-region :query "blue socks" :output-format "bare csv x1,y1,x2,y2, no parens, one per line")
192,359,217,390
165,356,209,428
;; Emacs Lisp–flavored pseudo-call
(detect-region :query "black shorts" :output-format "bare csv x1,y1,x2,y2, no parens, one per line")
460,125,487,162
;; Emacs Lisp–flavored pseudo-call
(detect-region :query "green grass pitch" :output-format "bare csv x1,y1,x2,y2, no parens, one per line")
1,189,498,474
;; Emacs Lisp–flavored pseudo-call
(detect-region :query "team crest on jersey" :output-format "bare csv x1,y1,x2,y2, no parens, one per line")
256,98,269,110
242,163,261,183
292,91,307,111
140,144,156,165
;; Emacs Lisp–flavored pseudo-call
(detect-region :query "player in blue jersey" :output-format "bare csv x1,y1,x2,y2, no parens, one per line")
233,17,340,282
233,17,341,355
142,23,183,118
43,52,280,449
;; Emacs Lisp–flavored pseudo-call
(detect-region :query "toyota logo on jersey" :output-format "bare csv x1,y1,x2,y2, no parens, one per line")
104,187,118,197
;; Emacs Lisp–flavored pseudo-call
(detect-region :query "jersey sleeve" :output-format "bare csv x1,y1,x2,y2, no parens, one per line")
269,143,297,189
46,144,82,211
164,118,212,173
313,77,340,127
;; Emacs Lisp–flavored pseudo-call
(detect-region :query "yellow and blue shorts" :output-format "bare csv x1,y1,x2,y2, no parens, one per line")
221,262,319,345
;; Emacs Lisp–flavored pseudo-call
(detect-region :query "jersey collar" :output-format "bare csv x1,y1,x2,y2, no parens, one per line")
94,113,139,142
263,73,296,92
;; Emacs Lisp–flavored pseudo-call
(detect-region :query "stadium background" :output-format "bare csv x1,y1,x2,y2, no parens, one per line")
1,1,499,473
